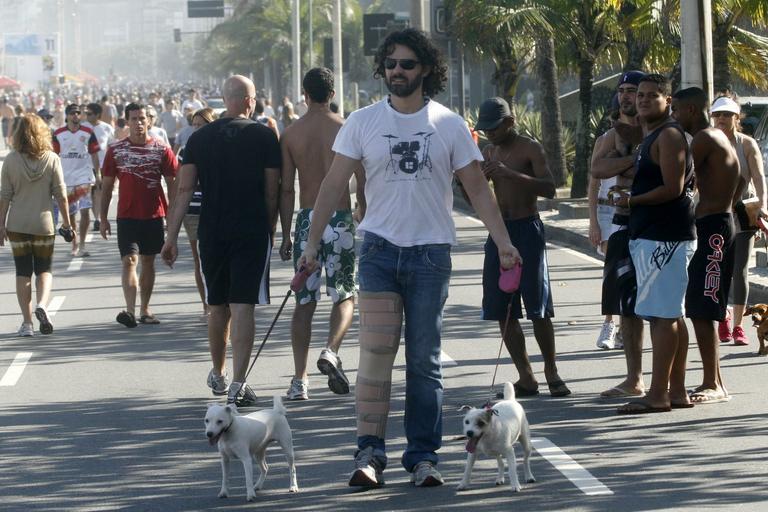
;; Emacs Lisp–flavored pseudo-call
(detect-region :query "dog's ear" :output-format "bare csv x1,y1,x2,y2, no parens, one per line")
491,409,499,416
224,405,235,415
458,405,473,412
746,305,754,314
482,409,495,421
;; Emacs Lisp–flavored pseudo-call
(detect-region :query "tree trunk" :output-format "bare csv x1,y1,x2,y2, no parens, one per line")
622,1,650,71
535,35,567,187
571,57,594,199
712,23,731,93
493,48,521,105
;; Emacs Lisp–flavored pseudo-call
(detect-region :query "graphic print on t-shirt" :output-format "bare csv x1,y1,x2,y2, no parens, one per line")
382,131,434,181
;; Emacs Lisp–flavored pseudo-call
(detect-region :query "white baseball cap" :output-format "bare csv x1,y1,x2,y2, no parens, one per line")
710,96,740,114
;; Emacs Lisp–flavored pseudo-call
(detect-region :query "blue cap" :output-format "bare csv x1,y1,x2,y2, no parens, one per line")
617,71,645,87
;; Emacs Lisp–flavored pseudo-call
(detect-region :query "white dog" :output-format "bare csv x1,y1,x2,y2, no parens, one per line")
204,396,299,501
457,382,535,492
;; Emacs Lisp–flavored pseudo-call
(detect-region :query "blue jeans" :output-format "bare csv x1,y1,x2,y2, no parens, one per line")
356,232,451,472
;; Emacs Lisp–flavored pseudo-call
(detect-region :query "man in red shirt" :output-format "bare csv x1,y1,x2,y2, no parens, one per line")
100,102,178,327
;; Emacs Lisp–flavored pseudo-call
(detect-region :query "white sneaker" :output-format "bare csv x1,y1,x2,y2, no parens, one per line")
286,377,309,400
17,323,34,337
410,461,444,487
596,321,617,350
614,327,624,350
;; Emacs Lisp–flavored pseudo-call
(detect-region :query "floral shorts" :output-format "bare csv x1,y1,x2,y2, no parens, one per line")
293,208,356,304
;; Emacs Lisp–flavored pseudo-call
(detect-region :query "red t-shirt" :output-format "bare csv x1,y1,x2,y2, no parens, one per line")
102,137,178,220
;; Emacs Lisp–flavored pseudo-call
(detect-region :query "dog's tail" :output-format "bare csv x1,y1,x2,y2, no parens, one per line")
273,395,287,416
503,381,515,401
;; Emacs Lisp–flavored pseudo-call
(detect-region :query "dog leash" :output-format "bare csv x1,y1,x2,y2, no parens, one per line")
485,303,513,407
230,267,310,402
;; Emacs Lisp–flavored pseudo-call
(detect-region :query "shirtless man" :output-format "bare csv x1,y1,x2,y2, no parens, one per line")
672,87,741,404
589,71,647,398
472,97,570,397
279,67,365,400
0,97,14,148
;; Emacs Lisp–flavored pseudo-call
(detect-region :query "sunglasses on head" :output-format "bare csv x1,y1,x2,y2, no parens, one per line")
384,58,419,70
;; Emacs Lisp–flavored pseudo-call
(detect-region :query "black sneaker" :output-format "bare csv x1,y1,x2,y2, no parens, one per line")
93,219,100,232
317,349,349,394
34,306,53,335
227,382,258,407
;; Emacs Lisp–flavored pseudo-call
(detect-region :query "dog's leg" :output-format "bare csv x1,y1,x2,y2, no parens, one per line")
506,448,522,492
254,449,268,491
760,335,767,356
239,449,256,502
495,455,505,485
218,453,230,498
456,453,477,490
520,420,536,483
276,426,299,492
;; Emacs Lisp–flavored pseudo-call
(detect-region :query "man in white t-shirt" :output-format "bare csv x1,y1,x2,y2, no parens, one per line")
146,106,170,146
84,102,115,232
181,89,204,114
298,28,521,489
53,103,101,256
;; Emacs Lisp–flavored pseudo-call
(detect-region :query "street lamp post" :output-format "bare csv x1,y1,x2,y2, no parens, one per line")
292,0,301,104
332,0,343,116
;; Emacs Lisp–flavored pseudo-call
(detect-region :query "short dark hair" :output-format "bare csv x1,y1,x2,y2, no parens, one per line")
65,103,80,114
124,102,146,120
87,102,102,116
302,67,334,103
672,87,707,109
254,99,265,114
639,73,672,96
373,28,448,98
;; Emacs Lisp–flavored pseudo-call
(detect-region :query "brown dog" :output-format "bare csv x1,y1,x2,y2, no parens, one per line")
745,304,768,355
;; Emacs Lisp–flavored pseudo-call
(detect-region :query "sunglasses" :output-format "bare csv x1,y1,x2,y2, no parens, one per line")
67,111,81,115
711,112,736,118
384,58,420,70
85,111,95,116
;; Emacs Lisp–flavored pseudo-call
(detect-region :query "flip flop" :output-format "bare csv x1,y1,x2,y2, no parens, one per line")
513,382,540,397
116,311,138,328
139,314,161,325
671,401,695,409
547,380,572,397
617,400,671,415
600,386,646,399
689,388,731,404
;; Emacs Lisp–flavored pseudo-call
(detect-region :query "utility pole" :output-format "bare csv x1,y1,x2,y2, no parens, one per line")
292,0,301,104
680,0,713,103
410,0,425,30
308,0,313,68
332,0,343,116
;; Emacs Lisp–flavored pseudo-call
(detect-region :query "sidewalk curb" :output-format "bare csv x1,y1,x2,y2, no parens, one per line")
453,184,768,304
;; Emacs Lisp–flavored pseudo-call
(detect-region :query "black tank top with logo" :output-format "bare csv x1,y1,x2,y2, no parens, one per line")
629,121,695,241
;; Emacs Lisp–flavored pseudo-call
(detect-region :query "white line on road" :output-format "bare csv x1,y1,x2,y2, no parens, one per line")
546,242,604,266
47,296,65,317
440,351,457,367
66,258,83,272
0,352,33,387
532,437,613,496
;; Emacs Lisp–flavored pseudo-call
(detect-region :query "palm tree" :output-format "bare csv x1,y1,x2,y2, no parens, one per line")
447,0,567,185
711,0,768,91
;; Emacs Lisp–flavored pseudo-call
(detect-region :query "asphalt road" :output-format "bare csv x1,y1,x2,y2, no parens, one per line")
1,211,766,512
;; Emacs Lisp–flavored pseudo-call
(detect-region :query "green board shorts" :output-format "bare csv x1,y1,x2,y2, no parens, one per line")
293,208,356,304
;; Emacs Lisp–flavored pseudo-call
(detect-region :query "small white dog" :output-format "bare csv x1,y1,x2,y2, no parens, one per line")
457,382,535,492
204,396,299,501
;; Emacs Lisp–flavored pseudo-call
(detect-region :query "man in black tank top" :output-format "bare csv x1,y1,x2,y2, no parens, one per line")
613,74,696,414
672,87,741,404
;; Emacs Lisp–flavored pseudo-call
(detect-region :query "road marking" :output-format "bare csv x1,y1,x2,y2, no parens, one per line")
66,258,83,272
440,351,457,367
65,234,95,271
0,352,33,387
546,242,603,266
463,215,483,225
532,437,613,496
47,296,65,317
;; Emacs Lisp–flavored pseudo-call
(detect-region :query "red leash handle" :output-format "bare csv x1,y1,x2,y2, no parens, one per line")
290,265,311,292
498,263,522,293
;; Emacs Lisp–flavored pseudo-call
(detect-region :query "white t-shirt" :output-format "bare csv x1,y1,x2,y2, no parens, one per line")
159,110,184,138
333,99,482,246
82,121,115,167
149,126,170,146
52,125,99,187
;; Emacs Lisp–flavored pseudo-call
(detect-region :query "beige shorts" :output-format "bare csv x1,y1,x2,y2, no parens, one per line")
183,215,199,242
